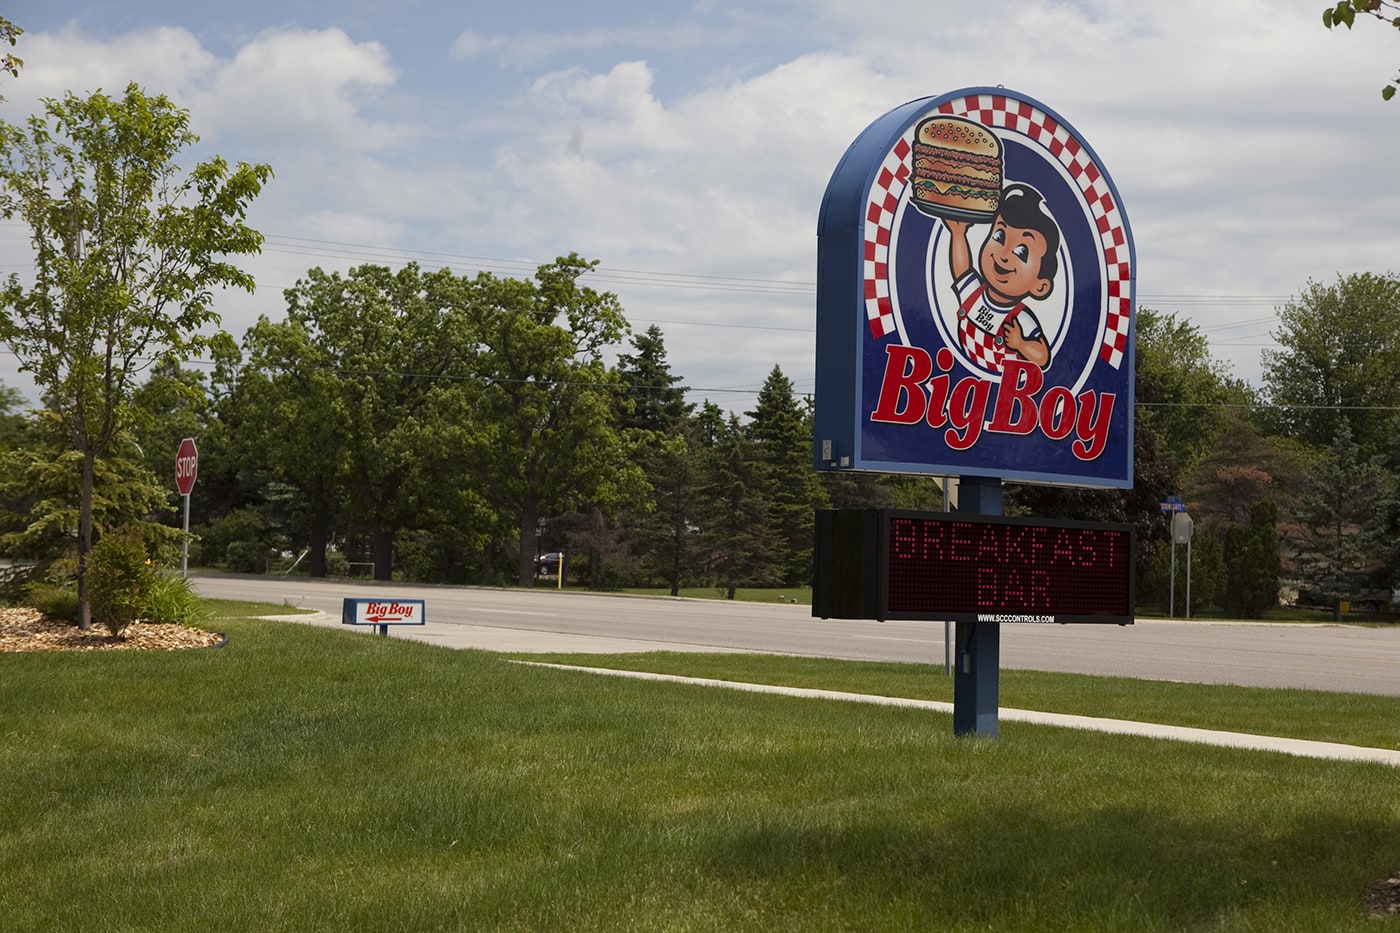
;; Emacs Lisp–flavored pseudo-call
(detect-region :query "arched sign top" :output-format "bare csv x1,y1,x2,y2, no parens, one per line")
815,88,1136,489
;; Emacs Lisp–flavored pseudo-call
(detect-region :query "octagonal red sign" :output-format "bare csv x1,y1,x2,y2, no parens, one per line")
175,437,198,496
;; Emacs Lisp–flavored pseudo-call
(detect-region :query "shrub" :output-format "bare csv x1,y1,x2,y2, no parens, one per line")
193,506,270,569
87,526,158,638
28,584,79,624
145,573,209,627
326,548,350,578
225,539,270,574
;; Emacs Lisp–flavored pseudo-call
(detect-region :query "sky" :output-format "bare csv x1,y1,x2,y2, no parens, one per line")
2,0,1398,416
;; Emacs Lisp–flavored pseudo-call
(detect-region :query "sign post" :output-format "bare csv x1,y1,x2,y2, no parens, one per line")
1171,510,1195,619
175,438,198,577
952,476,1003,737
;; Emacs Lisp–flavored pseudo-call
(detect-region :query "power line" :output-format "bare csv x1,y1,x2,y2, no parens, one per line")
0,220,1329,308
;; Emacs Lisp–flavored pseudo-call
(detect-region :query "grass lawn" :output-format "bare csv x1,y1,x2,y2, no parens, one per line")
518,653,1400,751
2,614,1398,930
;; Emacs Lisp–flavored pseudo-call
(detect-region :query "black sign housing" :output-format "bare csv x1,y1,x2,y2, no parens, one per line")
813,509,1134,624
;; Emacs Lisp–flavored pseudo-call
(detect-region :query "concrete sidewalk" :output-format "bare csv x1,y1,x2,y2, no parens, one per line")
264,610,748,655
518,662,1400,768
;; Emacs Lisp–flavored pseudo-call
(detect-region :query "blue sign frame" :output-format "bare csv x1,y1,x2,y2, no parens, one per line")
815,88,1135,488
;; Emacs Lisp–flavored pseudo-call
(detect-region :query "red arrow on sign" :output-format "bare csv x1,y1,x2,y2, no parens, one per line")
175,437,198,496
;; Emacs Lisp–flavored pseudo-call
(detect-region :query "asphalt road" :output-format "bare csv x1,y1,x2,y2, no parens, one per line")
189,574,1400,697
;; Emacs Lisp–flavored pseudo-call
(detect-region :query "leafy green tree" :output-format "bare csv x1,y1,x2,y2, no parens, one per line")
1290,422,1391,620
1323,1,1400,99
1262,272,1400,458
746,366,825,587
0,16,20,87
1016,310,1249,604
0,84,270,627
1223,499,1281,618
130,360,212,499
1009,374,1181,603
0,381,31,453
232,315,351,576
274,263,481,580
1135,307,1242,471
1184,407,1306,528
176,332,257,531
465,255,642,586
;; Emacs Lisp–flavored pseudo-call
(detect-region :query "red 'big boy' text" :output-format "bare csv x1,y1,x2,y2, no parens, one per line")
869,345,1115,461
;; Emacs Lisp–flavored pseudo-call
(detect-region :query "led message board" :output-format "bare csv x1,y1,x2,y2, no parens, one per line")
814,88,1135,487
813,509,1134,625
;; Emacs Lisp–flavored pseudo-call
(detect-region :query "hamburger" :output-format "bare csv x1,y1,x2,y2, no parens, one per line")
910,115,1003,221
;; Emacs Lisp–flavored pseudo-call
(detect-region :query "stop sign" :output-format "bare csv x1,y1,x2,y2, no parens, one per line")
175,438,198,496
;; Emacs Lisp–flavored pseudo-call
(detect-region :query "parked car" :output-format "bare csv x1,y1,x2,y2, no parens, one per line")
534,552,561,577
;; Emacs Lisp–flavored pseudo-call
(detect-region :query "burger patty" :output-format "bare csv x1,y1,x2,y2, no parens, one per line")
914,158,1000,184
912,178,999,203
913,141,1002,171
913,175,999,196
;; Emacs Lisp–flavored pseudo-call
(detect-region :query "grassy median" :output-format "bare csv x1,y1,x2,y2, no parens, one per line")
2,616,1398,930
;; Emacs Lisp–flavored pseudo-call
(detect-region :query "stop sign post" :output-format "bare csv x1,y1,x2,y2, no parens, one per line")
176,438,198,576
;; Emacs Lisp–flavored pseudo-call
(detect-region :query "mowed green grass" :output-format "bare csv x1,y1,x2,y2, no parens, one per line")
2,618,1399,931
522,652,1400,751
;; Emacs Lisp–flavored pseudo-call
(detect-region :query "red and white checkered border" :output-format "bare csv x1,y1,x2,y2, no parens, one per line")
863,94,1132,369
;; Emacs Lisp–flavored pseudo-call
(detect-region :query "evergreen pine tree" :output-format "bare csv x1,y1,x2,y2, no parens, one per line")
1291,423,1389,620
614,325,692,434
745,366,825,587
1224,499,1280,618
700,414,777,598
612,326,698,591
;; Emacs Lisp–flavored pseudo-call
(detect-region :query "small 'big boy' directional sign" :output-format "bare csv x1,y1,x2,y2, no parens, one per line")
342,598,426,637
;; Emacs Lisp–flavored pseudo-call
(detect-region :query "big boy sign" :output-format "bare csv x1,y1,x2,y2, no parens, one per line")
814,88,1135,488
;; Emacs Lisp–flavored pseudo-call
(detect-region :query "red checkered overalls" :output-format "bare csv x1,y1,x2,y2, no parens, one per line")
954,272,1041,374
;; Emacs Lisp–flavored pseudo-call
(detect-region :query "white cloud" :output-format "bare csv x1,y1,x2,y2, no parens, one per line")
5,1,1400,405
197,28,399,151
4,24,216,113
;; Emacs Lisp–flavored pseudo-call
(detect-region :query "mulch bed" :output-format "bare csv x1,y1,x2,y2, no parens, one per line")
0,607,224,652
1365,871,1400,917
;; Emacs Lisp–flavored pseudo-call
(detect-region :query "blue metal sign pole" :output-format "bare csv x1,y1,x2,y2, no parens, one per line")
953,475,1002,737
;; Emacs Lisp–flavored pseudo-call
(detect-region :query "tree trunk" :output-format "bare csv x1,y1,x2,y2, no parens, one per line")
668,522,683,596
481,540,495,585
307,509,329,578
517,497,539,587
371,526,394,581
76,447,95,630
